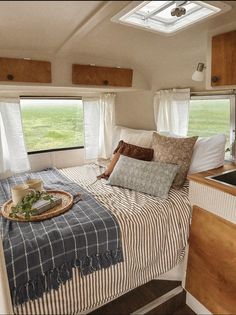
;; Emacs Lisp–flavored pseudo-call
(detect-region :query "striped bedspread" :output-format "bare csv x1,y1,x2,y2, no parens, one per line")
14,164,191,315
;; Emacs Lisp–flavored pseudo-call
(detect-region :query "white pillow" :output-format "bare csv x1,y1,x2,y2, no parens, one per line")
119,128,154,148
188,134,226,174
112,126,154,150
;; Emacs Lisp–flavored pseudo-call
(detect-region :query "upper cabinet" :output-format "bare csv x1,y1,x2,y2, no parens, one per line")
72,64,133,87
0,57,51,83
211,30,236,87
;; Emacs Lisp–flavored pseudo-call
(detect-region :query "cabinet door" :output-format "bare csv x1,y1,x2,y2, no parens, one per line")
211,30,236,86
185,206,236,314
72,64,133,87
0,57,51,83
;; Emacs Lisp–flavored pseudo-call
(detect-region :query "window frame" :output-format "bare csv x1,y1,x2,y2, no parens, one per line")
20,96,85,155
111,1,231,35
189,93,236,160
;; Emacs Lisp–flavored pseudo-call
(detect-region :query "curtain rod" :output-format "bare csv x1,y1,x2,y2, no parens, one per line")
190,89,236,96
20,96,83,100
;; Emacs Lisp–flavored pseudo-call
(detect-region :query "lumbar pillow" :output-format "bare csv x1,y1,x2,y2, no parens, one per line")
98,141,154,179
108,155,179,198
189,134,226,174
152,132,198,189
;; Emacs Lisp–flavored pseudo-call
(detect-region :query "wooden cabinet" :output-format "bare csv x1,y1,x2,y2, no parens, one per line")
211,30,236,86
186,165,236,314
72,64,133,87
0,57,51,83
186,206,236,315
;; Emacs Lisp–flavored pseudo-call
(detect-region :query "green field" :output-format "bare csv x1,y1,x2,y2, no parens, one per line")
21,99,230,153
188,99,230,150
21,103,84,152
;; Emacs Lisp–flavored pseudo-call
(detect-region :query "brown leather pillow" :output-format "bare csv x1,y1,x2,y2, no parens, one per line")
97,140,154,179
116,140,154,161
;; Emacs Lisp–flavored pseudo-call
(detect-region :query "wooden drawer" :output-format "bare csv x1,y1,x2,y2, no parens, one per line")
0,57,52,83
186,206,236,314
72,64,133,87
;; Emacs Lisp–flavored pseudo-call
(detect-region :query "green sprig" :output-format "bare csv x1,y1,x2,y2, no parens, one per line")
10,191,53,220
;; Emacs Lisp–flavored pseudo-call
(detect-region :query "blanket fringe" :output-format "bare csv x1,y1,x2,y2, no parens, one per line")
12,248,123,305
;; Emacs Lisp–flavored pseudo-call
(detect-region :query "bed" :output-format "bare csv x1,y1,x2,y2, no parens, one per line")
1,164,191,315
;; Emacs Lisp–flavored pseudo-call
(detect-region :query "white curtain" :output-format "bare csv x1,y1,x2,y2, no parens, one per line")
0,99,30,176
83,93,116,160
154,88,190,136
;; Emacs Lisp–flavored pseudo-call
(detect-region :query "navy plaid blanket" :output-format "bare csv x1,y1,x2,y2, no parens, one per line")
0,168,123,305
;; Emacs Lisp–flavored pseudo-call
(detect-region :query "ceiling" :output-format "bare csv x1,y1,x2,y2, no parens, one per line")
0,1,137,54
0,1,235,55
0,1,105,52
0,0,236,90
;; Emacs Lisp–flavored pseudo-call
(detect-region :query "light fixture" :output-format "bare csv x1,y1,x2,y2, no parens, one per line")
171,1,187,17
192,63,205,82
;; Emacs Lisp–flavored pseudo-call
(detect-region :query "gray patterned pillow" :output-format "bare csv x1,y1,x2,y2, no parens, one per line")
107,155,178,199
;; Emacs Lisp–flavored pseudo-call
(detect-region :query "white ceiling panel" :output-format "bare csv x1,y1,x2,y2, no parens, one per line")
0,1,104,51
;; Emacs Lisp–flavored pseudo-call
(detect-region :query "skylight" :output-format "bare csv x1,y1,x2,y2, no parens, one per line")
112,1,231,35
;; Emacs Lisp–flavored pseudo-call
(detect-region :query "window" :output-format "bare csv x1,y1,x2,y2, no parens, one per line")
112,1,230,35
20,98,84,153
188,95,236,159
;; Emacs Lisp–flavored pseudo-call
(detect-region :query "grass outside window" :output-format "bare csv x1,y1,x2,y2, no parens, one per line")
21,99,84,153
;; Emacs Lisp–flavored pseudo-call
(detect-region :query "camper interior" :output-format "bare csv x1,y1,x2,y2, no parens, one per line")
0,1,236,315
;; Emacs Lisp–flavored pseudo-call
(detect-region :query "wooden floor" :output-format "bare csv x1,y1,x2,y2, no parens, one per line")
90,280,196,315
173,305,196,315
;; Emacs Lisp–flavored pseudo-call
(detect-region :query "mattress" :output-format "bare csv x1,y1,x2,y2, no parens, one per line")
14,164,191,315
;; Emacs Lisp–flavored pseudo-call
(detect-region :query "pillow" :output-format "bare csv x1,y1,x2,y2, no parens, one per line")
119,128,154,148
152,132,198,189
112,126,154,150
156,132,226,173
114,140,154,160
108,155,179,198
189,134,226,174
98,141,154,179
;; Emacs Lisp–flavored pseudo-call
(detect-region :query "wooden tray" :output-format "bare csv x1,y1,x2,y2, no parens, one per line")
1,190,74,222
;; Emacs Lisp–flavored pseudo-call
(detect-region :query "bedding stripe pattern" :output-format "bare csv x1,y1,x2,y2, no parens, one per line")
14,164,191,315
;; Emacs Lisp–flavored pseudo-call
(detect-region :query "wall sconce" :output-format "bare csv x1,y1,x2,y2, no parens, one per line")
192,63,206,82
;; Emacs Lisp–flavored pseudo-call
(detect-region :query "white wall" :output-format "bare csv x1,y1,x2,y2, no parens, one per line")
28,148,86,171
115,91,156,130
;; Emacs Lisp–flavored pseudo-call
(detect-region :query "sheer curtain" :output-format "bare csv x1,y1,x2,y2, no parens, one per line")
83,93,116,160
153,88,190,136
0,99,30,176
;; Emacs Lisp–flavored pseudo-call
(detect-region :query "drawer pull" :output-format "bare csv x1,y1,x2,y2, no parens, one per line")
7,74,14,81
211,76,219,83
103,80,109,85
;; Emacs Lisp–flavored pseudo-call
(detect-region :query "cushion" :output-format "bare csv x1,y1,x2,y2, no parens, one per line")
108,155,179,198
112,126,154,150
152,133,198,189
114,140,154,160
98,141,154,179
189,134,226,174
120,128,154,148
157,131,227,174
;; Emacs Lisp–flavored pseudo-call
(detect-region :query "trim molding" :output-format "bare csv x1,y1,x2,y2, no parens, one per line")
186,293,212,315
130,286,183,315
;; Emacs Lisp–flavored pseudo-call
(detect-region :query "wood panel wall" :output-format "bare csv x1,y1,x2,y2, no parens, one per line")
186,206,236,314
0,57,52,83
72,64,133,87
